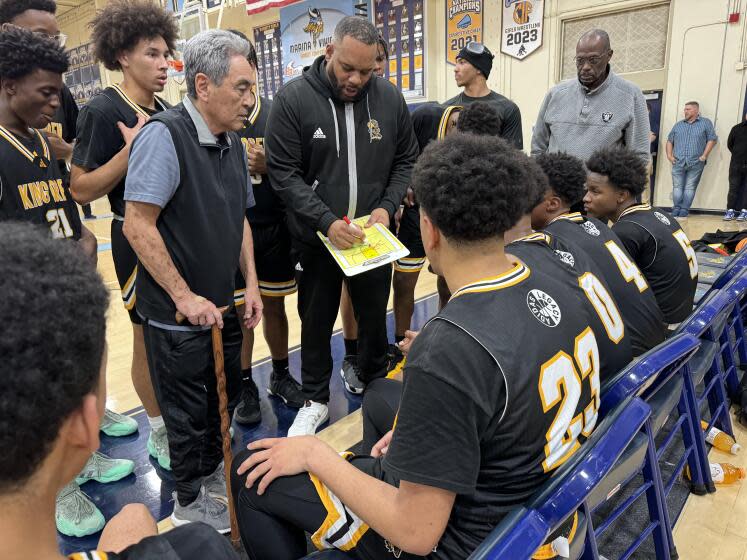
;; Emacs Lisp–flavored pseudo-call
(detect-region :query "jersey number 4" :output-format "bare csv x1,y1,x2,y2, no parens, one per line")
605,240,648,292
46,208,74,239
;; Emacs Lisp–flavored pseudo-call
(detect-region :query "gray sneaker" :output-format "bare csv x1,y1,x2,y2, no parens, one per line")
170,486,230,534
56,481,105,537
340,355,365,395
204,461,227,503
147,425,171,470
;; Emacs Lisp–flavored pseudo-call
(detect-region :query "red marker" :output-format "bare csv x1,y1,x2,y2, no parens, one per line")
343,215,353,226
343,215,364,241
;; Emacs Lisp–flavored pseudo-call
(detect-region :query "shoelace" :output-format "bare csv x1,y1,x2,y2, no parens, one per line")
59,485,95,523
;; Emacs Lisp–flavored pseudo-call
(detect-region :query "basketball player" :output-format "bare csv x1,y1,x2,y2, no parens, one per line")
70,0,178,469
228,31,304,425
531,152,667,355
0,222,238,560
0,0,97,256
0,24,137,538
583,147,698,323
230,133,615,560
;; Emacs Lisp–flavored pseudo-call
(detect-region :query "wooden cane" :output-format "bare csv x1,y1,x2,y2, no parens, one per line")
176,305,240,548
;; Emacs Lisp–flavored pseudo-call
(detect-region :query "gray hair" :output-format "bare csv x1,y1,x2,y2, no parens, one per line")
333,16,378,45
184,29,251,98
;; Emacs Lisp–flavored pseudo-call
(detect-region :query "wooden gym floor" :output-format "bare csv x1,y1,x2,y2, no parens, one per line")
64,201,747,558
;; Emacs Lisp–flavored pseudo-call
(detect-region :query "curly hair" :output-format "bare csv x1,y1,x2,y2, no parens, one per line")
525,157,550,212
413,133,530,242
0,222,108,493
90,0,178,71
456,101,502,136
586,147,647,196
535,152,587,206
0,26,68,80
0,0,55,24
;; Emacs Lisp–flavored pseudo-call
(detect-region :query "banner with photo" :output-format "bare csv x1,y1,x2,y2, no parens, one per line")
501,0,544,60
254,21,283,98
373,0,425,101
280,0,354,83
63,43,102,107
445,0,483,66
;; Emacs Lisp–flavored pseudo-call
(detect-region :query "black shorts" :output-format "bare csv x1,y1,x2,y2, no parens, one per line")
111,218,142,324
394,205,425,273
234,221,297,305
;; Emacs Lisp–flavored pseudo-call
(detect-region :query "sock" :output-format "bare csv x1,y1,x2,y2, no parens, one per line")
148,415,164,432
241,367,253,390
344,338,358,356
395,335,405,345
272,357,289,374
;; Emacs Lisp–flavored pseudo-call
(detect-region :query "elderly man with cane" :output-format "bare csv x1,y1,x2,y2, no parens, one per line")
123,29,262,536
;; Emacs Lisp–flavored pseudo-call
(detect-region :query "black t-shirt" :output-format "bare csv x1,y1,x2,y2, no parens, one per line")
44,85,79,181
382,255,614,558
445,90,523,149
68,523,239,560
238,95,284,226
612,204,698,323
544,212,667,355
72,85,168,216
0,125,82,240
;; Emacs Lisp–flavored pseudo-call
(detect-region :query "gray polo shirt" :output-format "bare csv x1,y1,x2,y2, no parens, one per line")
531,69,650,163
125,95,255,210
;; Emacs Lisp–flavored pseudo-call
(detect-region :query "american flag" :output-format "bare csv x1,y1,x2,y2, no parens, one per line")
246,0,296,14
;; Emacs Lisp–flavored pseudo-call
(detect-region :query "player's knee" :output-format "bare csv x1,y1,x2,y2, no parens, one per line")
231,448,265,509
118,503,153,523
261,295,286,318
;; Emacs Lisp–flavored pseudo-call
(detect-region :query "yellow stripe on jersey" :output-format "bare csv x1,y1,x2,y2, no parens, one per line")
247,93,262,125
437,105,462,139
619,203,652,218
121,266,137,310
309,453,369,552
0,124,50,164
110,85,167,118
451,260,531,299
68,552,109,560
531,511,579,559
550,212,585,224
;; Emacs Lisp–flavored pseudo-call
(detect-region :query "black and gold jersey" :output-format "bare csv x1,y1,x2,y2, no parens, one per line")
544,212,667,355
238,95,284,226
613,204,698,323
72,85,169,217
507,233,632,381
383,254,620,557
0,124,81,240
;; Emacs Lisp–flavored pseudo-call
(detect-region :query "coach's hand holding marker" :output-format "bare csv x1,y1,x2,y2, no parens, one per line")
328,215,365,249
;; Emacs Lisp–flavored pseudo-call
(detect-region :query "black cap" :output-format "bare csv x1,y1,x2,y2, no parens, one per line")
456,43,494,79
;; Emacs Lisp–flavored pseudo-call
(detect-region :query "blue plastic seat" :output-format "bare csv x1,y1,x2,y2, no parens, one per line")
468,398,652,560
596,333,702,559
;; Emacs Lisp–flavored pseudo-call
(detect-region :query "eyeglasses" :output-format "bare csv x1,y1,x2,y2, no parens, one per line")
574,55,606,67
49,32,68,47
1,23,67,46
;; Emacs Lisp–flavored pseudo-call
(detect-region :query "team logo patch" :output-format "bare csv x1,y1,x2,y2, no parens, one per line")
602,112,613,123
527,289,562,328
582,221,601,236
654,211,671,225
555,250,575,267
367,118,382,142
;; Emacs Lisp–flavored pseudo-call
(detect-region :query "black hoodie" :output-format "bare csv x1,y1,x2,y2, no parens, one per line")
265,55,419,248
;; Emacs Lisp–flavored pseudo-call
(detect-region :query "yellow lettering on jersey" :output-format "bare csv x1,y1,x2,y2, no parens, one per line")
28,181,43,208
44,122,63,138
17,183,34,210
40,180,51,204
50,179,66,202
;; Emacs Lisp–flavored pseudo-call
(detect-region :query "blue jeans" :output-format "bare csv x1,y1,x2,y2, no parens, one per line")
672,159,706,214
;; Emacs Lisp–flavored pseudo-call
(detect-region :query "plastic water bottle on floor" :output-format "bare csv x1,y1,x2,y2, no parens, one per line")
701,421,741,454
710,463,746,485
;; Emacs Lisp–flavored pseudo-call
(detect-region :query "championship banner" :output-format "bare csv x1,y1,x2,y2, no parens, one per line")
253,21,283,98
280,0,354,82
501,0,543,60
445,0,483,66
246,0,296,15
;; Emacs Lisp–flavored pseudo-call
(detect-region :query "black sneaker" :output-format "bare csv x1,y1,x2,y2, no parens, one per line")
268,368,305,408
234,378,261,425
387,343,405,372
340,355,365,395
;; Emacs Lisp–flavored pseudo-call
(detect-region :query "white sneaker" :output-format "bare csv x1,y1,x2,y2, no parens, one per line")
287,401,329,437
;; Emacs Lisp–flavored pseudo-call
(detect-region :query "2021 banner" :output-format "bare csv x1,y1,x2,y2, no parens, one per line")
445,0,483,66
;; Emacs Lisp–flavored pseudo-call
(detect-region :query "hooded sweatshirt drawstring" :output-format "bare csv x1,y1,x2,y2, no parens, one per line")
366,94,373,143
328,98,340,158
